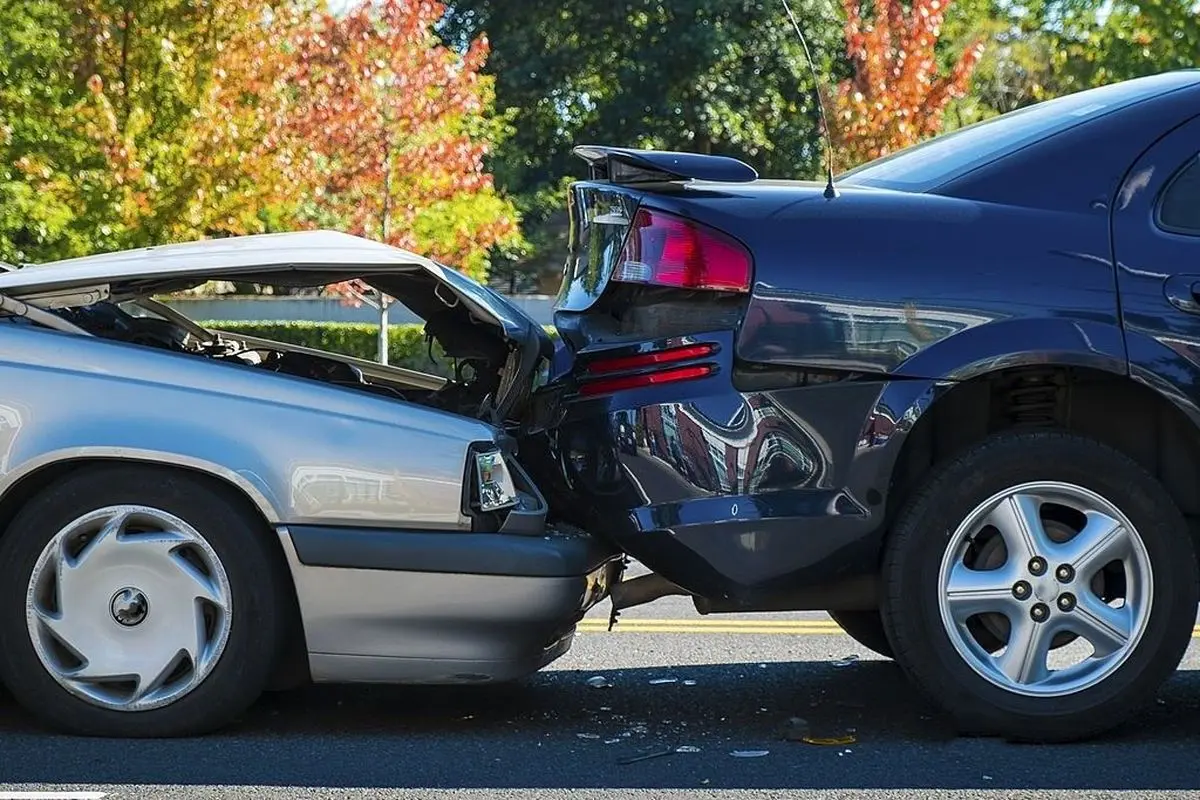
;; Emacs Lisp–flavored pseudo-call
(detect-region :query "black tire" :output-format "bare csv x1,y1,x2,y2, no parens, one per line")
828,609,894,659
0,464,290,737
881,431,1199,742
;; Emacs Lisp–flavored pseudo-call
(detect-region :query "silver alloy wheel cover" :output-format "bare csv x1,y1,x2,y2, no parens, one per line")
25,504,233,712
937,481,1153,698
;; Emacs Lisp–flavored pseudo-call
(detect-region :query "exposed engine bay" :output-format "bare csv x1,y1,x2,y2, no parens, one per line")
52,300,516,420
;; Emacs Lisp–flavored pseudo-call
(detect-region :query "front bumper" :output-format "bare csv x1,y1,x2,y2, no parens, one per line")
277,524,621,684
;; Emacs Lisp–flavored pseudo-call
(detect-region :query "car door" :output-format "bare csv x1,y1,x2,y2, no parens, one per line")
1113,115,1200,416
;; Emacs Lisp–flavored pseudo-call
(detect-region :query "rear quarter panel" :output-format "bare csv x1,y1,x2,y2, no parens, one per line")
0,325,496,529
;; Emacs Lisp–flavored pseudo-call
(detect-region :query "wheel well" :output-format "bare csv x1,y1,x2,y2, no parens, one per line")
890,365,1200,529
0,458,311,688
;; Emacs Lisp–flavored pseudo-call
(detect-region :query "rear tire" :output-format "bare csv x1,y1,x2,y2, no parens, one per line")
0,465,289,737
828,610,893,658
881,431,1198,742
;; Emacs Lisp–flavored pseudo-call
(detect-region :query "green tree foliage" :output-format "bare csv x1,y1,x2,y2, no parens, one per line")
0,0,95,261
442,0,845,192
443,0,845,289
1045,0,1200,92
940,0,1198,128
0,0,521,284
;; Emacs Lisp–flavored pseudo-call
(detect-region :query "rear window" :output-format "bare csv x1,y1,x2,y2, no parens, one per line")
839,71,1200,193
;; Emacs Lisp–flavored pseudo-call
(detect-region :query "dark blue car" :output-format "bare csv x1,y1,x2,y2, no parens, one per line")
525,69,1200,742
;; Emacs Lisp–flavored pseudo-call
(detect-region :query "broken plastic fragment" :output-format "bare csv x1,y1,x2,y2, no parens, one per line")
730,750,770,758
586,675,613,688
801,735,857,746
604,739,621,745
830,654,861,667
683,679,697,686
649,677,678,685
618,747,676,764
783,717,811,741
675,745,701,753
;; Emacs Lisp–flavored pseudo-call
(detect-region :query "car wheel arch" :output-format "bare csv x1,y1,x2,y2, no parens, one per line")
0,449,281,526
877,361,1200,545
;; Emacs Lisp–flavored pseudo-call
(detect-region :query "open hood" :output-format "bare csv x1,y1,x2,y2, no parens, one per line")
0,230,538,342
0,231,553,425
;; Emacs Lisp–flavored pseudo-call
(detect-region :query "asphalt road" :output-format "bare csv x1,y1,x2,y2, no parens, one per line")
3,595,1200,799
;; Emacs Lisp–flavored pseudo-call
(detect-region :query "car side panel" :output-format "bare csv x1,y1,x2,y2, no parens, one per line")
0,325,497,529
734,192,1124,378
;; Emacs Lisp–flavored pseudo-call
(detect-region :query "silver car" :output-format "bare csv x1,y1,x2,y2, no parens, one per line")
0,231,620,737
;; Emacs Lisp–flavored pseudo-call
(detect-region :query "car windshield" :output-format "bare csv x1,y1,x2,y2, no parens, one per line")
838,71,1200,193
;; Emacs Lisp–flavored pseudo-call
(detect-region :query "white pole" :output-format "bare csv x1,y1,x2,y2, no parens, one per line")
378,295,390,365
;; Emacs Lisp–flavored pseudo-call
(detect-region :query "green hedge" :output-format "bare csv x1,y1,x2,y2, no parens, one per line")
201,320,453,374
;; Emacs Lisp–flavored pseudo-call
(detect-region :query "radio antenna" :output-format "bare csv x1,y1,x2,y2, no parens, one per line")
780,0,839,199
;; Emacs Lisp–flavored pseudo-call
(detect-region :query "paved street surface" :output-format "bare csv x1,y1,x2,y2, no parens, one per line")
3,593,1200,799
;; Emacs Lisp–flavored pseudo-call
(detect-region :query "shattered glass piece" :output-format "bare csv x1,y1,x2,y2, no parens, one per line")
730,750,770,758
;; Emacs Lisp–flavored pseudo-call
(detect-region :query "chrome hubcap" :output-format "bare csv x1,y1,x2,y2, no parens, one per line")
937,481,1152,697
25,505,233,712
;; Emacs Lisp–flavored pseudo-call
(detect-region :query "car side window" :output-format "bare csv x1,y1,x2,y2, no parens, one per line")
1159,155,1200,236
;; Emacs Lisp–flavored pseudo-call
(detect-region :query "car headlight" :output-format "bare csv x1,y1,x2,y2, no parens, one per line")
474,449,519,513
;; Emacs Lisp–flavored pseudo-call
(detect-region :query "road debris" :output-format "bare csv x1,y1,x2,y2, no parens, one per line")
675,745,702,753
730,750,770,758
618,747,677,764
782,717,811,741
576,733,601,740
830,654,861,667
801,735,857,746
683,679,697,686
649,677,678,685
586,675,613,688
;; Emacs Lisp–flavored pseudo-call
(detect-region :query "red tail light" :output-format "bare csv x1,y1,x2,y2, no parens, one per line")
584,343,716,375
579,342,718,396
612,209,752,293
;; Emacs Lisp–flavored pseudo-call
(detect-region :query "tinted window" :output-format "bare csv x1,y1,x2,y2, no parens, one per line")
838,71,1200,192
1160,156,1200,235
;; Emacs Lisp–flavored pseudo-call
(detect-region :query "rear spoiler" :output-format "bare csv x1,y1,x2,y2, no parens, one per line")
572,145,758,184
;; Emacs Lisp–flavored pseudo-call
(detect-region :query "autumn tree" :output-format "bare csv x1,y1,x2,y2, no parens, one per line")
273,0,522,283
832,0,985,168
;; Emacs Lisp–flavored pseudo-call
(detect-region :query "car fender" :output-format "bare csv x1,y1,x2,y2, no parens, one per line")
847,316,1133,520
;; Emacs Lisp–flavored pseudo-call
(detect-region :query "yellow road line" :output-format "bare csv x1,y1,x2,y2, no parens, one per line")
575,620,1200,636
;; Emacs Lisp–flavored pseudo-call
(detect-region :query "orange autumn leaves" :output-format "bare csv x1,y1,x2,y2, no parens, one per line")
80,0,519,282
832,0,984,168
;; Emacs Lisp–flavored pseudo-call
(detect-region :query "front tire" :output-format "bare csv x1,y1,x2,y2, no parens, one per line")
881,431,1198,742
0,465,289,736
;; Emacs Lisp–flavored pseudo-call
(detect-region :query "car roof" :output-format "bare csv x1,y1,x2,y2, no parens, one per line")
0,230,430,295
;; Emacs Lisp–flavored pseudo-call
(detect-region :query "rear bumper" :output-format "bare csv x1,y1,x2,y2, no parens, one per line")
525,358,895,604
277,525,621,684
